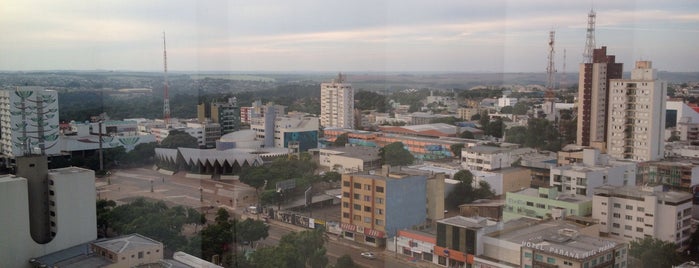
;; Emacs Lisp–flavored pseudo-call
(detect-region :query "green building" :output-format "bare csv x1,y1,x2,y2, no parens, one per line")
503,187,591,222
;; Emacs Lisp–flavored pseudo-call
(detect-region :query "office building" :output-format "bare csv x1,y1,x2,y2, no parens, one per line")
576,46,623,149
637,160,699,192
461,145,535,172
198,97,241,135
340,166,428,247
318,146,381,173
320,73,354,129
0,88,60,160
251,110,318,151
607,61,666,161
435,216,500,267
592,185,693,246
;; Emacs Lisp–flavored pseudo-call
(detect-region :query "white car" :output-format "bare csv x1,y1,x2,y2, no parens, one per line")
360,252,376,259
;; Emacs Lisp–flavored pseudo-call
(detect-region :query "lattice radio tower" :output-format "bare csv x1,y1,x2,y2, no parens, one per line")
546,30,557,92
162,32,171,125
583,9,596,63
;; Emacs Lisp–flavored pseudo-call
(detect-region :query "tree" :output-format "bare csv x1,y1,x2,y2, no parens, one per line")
446,170,475,207
125,142,156,166
237,218,269,247
260,189,283,209
322,171,341,182
333,133,349,147
486,117,504,138
629,237,681,268
335,254,356,268
159,130,198,149
512,101,530,115
96,199,117,237
215,208,230,224
430,116,459,125
379,142,414,166
250,228,327,268
450,144,465,158
354,90,387,112
460,131,475,139
500,106,514,114
470,113,481,121
505,126,527,145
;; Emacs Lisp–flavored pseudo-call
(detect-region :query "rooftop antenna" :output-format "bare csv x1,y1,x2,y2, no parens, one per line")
162,32,171,125
583,9,596,63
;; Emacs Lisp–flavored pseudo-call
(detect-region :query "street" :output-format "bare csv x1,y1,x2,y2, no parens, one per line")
96,167,429,268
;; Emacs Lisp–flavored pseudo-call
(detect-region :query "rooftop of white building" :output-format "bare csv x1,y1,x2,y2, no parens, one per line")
593,185,693,204
511,188,591,204
319,146,380,161
437,215,498,229
93,233,162,254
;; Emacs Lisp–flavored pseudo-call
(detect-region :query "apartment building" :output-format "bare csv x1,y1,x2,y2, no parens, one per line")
592,185,693,246
637,160,699,192
607,61,666,161
461,145,534,171
340,166,428,247
320,73,354,129
550,149,637,198
576,46,623,149
504,187,592,222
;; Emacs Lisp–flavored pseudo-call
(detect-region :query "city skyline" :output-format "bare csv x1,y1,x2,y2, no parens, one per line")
1,1,699,72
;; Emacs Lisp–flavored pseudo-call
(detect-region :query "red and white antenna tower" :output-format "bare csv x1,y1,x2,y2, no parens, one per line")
583,9,596,63
546,30,556,91
162,32,171,125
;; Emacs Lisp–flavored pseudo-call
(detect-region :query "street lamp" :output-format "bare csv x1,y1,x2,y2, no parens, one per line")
199,187,203,202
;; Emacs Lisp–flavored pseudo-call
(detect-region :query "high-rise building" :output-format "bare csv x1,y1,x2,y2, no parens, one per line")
607,61,666,161
197,97,241,135
0,88,60,159
320,73,354,129
576,47,623,150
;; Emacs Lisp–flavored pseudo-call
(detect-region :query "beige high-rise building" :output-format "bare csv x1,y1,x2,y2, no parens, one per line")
576,47,623,150
607,61,666,161
320,73,354,129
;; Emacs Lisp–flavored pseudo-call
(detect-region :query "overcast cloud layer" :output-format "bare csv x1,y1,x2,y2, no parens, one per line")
1,0,698,72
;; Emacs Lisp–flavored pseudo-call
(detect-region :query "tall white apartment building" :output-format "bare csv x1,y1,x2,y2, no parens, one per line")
607,61,667,161
320,73,354,129
550,149,636,198
0,87,60,158
592,185,692,246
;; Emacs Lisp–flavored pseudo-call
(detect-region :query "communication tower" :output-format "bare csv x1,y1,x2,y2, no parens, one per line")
162,32,171,125
583,9,596,63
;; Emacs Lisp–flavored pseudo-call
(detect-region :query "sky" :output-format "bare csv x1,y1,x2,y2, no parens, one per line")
1,0,698,72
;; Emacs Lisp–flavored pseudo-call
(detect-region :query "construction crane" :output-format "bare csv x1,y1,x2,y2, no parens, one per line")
162,32,171,125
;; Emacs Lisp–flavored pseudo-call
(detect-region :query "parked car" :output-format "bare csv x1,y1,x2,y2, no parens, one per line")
360,252,376,260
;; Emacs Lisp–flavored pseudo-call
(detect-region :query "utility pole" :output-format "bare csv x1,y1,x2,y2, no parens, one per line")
98,121,104,172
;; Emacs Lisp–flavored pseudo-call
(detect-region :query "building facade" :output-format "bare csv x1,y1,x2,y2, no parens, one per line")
576,46,623,149
0,88,60,158
0,158,96,268
340,167,427,247
435,216,500,268
637,160,699,192
550,149,636,198
504,187,592,222
592,185,693,246
320,73,354,129
607,61,666,161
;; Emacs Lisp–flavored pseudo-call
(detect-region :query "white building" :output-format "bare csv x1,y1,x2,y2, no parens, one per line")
151,125,205,147
607,61,667,161
251,110,319,151
0,88,60,158
592,185,693,246
497,95,518,110
320,73,354,129
550,149,637,198
0,157,96,268
318,146,380,173
461,145,535,171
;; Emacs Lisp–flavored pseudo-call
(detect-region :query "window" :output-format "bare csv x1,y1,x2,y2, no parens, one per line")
613,203,621,208
626,205,633,210
625,215,632,220
343,202,349,208
353,193,360,200
376,186,384,193
535,254,543,261
375,219,383,226
343,212,349,218
637,217,644,222
625,225,632,230
364,195,371,202
364,217,371,223
613,223,620,228
343,181,350,187
138,252,144,259
376,197,384,204
613,213,621,218
353,215,361,221
536,203,545,209
524,252,532,258
354,182,361,189
375,208,383,215
353,204,361,210
636,227,643,232
526,201,534,207
364,206,371,212
343,192,350,198
364,184,371,191
547,257,556,264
